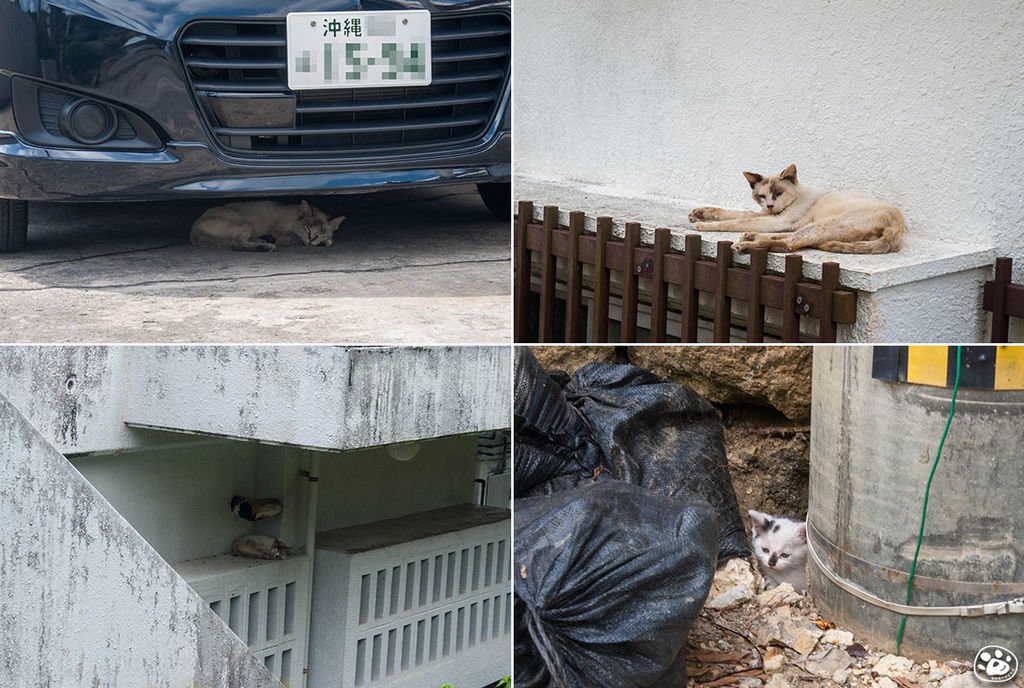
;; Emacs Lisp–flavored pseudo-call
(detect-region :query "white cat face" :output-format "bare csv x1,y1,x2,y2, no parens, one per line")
749,509,807,577
743,164,799,214
296,200,345,247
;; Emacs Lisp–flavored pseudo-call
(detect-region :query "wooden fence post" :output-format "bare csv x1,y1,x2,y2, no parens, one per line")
991,257,1012,343
538,205,558,342
650,228,671,342
781,254,803,342
565,211,585,342
591,217,613,343
513,201,534,343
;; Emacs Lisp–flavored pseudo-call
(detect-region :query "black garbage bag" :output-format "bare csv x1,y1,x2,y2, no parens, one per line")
514,481,718,688
514,348,601,494
563,362,751,562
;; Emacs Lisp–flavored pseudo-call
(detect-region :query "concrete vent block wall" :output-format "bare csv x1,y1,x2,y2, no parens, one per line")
175,554,311,687
309,505,512,688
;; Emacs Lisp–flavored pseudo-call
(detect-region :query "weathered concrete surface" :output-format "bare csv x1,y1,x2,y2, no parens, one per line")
123,346,511,450
0,346,141,455
0,393,283,688
0,346,510,455
0,186,509,343
809,347,1024,659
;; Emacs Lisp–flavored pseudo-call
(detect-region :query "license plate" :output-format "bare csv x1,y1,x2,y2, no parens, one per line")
286,11,431,90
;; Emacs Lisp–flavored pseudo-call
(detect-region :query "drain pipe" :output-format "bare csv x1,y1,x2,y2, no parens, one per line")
301,452,320,688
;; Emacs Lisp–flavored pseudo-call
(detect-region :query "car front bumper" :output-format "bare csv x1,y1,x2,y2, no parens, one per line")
0,130,510,202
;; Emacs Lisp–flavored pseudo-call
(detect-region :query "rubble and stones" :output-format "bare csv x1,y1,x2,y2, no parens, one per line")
686,560,974,687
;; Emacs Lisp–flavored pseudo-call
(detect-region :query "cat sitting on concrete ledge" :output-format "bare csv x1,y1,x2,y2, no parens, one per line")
190,200,345,252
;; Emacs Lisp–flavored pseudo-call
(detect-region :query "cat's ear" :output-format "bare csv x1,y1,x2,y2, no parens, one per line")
328,215,346,232
780,164,798,183
748,509,772,534
743,171,763,188
796,522,807,543
299,200,313,217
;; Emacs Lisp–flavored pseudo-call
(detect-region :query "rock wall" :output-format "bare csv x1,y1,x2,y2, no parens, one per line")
529,346,811,519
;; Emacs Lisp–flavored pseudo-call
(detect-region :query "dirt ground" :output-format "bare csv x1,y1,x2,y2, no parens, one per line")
722,405,810,521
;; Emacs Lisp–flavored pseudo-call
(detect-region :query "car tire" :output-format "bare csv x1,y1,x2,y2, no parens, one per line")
0,199,28,253
477,182,511,220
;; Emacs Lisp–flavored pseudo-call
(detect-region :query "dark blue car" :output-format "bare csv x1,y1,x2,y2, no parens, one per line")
0,0,511,251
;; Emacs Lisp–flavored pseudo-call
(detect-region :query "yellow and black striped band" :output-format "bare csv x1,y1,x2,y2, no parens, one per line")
871,346,1024,390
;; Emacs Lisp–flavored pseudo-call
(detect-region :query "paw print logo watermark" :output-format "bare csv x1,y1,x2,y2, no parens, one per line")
974,645,1018,683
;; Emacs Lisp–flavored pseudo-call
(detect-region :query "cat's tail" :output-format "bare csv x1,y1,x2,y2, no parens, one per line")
816,207,905,254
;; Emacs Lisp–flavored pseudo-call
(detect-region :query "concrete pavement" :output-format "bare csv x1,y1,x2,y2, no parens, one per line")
0,185,510,343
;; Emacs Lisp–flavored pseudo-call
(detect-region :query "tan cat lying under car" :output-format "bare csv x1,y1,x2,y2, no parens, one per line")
190,200,345,251
689,164,904,254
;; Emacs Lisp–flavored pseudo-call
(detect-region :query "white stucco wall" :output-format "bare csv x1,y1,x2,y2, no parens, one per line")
0,394,281,688
515,1,1024,282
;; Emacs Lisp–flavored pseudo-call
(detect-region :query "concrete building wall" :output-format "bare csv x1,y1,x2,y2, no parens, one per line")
0,345,138,455
0,346,511,454
0,393,281,688
124,346,510,451
515,1,1024,282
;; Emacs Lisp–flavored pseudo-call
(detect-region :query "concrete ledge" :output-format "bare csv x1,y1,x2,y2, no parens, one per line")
516,176,996,293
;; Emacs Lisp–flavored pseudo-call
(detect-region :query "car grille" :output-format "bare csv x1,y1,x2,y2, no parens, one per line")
178,13,509,157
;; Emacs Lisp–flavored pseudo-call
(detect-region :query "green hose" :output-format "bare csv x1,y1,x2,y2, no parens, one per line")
895,345,963,656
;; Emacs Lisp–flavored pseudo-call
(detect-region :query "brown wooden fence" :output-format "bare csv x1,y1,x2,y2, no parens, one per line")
984,256,1024,342
514,201,859,343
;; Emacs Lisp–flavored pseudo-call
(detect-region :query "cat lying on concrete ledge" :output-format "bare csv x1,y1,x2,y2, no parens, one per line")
689,164,904,254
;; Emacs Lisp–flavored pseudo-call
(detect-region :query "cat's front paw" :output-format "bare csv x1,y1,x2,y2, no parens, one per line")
689,207,718,223
740,232,758,242
692,222,711,233
733,240,756,254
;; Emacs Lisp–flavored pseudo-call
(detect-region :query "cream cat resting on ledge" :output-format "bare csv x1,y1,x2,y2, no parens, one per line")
190,200,345,251
689,164,904,254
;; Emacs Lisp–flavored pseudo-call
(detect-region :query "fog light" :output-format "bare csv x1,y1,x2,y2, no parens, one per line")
59,98,117,145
